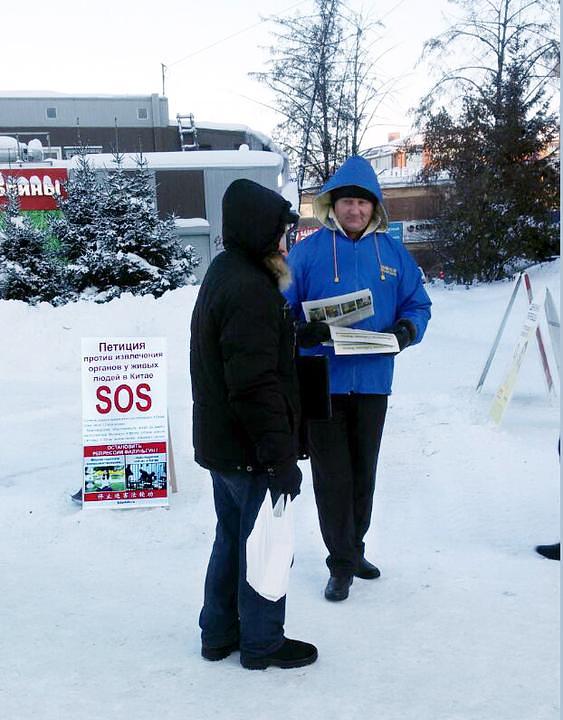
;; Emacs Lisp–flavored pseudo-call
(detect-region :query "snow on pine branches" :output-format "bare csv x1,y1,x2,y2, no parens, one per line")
0,152,200,305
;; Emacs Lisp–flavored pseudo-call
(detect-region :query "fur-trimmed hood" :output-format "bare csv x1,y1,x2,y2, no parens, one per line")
312,156,389,236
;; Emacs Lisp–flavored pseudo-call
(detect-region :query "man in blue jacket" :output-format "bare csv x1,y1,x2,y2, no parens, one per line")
285,156,431,601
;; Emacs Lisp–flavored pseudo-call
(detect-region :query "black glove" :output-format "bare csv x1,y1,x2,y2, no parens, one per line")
383,318,417,352
266,461,302,500
296,321,331,348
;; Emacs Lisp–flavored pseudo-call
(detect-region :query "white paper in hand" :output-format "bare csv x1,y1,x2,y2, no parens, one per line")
329,326,400,354
246,491,294,602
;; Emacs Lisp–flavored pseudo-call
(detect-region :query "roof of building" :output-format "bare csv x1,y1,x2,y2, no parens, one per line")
70,149,284,171
0,90,164,100
362,133,424,160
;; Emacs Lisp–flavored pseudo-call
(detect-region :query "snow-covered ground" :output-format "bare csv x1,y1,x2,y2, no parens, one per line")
1,260,559,720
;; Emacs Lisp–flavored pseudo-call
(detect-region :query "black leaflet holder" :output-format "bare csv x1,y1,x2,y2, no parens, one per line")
296,354,332,420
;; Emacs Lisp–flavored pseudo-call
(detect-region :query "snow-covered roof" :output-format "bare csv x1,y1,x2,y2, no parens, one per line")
0,136,19,149
174,218,210,228
73,150,284,171
363,133,424,160
376,167,451,187
192,121,256,132
180,120,285,157
0,90,162,100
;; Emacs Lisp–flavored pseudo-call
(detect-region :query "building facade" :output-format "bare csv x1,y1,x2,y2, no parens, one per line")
0,92,281,160
0,92,294,280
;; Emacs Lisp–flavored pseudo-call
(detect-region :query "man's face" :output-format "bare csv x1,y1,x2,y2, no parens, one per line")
333,197,374,238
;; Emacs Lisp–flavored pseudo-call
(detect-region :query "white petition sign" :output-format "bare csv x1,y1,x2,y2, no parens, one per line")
81,337,168,508
490,302,542,424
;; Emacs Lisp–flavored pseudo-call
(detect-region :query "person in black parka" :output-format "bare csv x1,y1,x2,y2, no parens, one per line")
190,178,318,671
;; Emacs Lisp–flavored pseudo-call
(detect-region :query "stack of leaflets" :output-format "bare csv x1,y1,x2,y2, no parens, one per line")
302,288,399,355
302,289,375,327
327,326,399,355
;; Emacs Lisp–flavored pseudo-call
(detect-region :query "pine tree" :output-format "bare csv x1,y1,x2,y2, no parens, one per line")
421,60,559,282
51,153,200,302
418,0,559,282
50,148,101,262
0,182,61,303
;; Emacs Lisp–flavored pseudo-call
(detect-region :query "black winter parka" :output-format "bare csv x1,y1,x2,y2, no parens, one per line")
190,179,301,473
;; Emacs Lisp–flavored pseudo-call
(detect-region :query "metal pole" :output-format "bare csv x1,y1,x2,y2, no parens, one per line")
476,273,523,392
114,117,119,154
523,272,555,395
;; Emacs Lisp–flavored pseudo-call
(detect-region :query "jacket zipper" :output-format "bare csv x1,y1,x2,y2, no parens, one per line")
352,239,360,393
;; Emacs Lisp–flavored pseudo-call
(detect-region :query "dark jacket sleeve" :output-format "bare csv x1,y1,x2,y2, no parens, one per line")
217,278,295,469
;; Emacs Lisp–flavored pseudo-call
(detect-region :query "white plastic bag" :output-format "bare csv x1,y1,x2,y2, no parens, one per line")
246,490,294,602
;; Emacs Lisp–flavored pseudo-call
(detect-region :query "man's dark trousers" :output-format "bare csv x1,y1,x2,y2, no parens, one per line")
308,393,388,577
199,469,286,659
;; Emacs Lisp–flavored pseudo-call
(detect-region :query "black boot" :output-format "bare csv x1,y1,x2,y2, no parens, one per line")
240,638,318,670
324,575,353,601
354,557,381,580
70,488,83,504
201,639,240,661
535,543,560,561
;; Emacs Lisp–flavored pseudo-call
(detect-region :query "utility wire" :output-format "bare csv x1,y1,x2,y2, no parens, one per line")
166,0,307,69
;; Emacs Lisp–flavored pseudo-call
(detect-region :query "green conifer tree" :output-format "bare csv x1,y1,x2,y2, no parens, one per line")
0,182,60,303
51,153,199,302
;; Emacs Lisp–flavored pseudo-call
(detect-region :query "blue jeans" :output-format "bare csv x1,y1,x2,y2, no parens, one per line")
199,469,286,659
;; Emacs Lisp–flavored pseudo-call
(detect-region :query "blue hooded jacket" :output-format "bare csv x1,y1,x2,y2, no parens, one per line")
285,155,431,395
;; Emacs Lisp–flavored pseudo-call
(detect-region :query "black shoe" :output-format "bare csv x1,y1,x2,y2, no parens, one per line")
70,488,83,504
201,639,240,661
324,575,353,601
535,543,560,561
354,557,381,580
240,638,318,670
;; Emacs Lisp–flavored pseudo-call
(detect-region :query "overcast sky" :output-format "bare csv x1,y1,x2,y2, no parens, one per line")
9,0,453,147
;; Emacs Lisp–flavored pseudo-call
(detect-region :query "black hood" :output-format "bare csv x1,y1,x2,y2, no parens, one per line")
222,178,298,257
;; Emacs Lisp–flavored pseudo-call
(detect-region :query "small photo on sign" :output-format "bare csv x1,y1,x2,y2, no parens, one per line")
125,460,167,491
84,462,126,494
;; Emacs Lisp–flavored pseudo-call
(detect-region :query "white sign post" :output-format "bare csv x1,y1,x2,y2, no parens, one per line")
477,271,556,396
81,337,169,509
476,273,523,392
490,302,542,424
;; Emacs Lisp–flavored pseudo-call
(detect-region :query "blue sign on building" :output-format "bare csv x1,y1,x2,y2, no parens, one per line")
387,221,403,243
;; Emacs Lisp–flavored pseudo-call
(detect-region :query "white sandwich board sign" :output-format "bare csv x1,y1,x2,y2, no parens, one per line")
81,337,168,509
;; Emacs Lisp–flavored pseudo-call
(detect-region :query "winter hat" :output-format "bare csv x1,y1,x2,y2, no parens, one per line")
330,185,377,206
